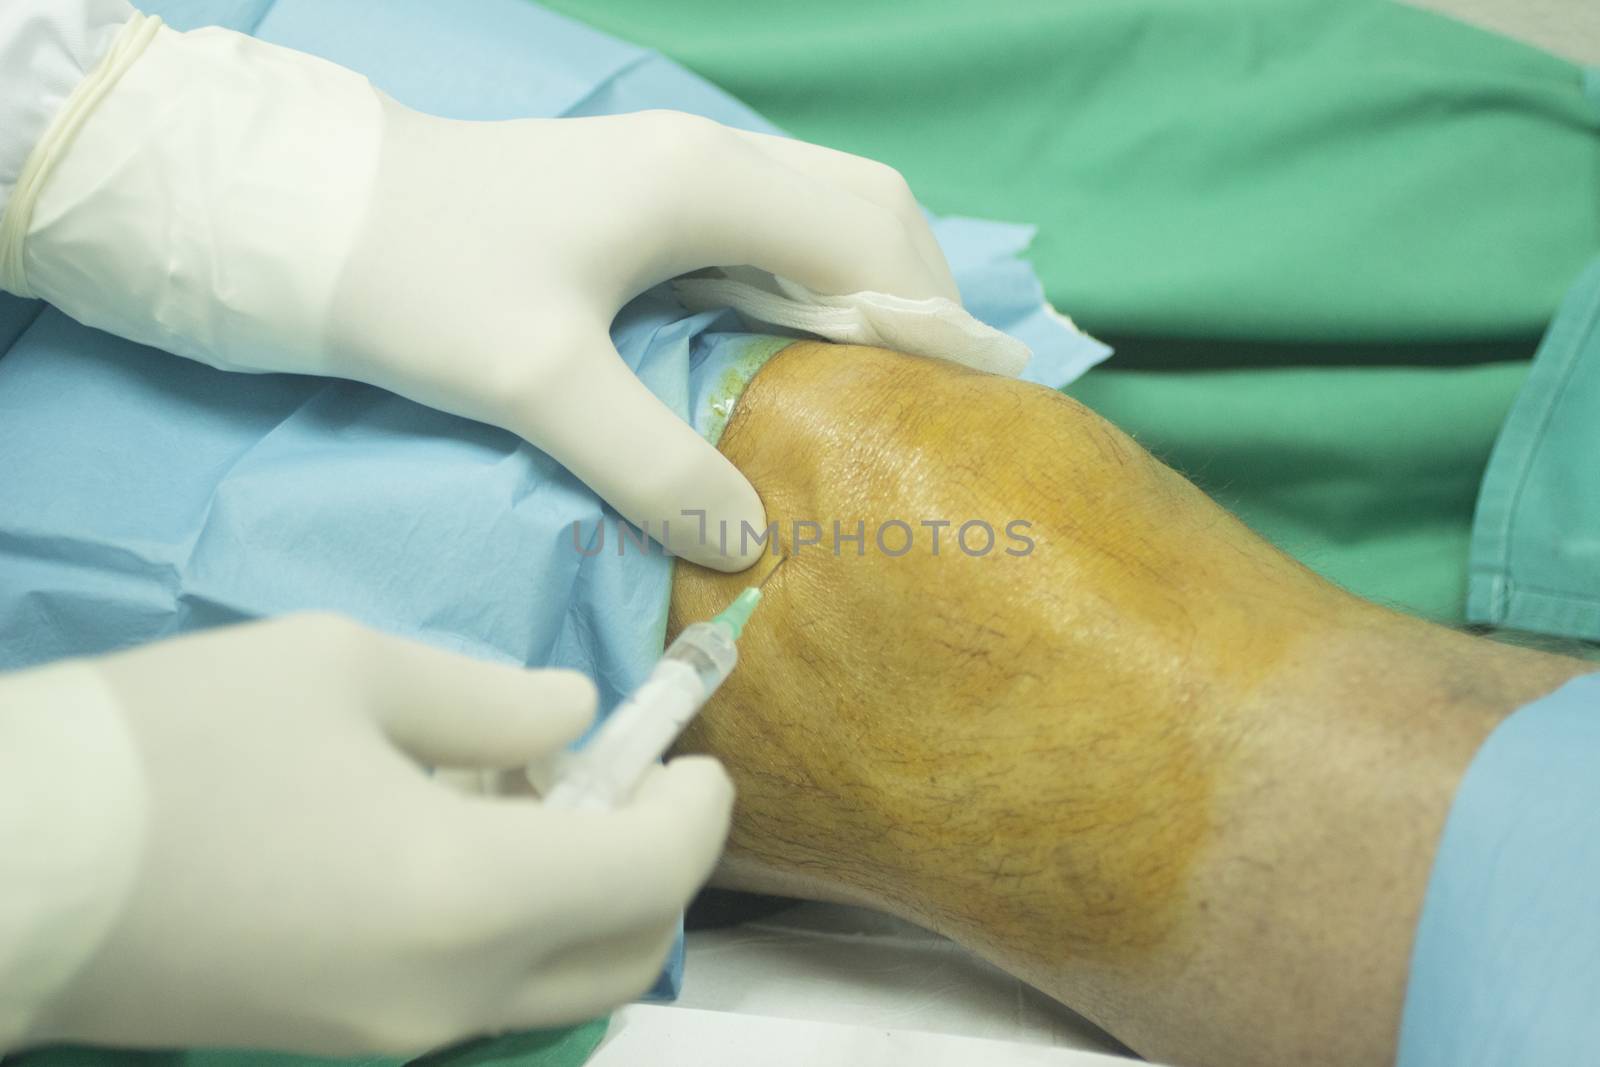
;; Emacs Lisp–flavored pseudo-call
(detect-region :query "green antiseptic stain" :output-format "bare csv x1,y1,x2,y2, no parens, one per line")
703,336,794,444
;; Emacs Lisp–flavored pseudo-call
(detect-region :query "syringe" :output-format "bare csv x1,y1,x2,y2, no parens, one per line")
538,561,781,811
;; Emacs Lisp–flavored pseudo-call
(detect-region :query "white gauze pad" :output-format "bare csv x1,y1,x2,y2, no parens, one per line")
674,267,1033,378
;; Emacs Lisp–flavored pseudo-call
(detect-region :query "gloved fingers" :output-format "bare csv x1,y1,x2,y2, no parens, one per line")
553,757,735,933
731,129,961,303
506,329,766,572
618,755,738,899
459,756,733,945
493,922,679,1031
654,123,950,301
348,625,597,766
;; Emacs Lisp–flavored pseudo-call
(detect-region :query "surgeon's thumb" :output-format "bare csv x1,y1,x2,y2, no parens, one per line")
516,329,767,573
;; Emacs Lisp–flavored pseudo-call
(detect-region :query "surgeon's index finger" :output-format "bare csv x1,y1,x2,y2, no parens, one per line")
350,626,598,766
733,130,961,303
659,120,950,301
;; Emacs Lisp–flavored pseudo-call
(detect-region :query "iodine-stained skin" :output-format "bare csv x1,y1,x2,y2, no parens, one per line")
668,342,1591,1067
670,340,1284,955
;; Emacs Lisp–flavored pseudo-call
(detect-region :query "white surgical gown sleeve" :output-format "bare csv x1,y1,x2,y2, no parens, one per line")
0,1,147,1049
0,662,147,1050
0,0,135,224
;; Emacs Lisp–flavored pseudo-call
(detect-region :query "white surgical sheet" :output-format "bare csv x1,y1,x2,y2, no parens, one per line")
593,1004,1133,1067
675,903,1126,1056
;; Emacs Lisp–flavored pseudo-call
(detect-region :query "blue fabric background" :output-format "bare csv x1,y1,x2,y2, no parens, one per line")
1399,673,1600,1066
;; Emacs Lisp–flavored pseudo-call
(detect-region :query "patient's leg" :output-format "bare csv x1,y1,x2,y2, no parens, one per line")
668,342,1588,1067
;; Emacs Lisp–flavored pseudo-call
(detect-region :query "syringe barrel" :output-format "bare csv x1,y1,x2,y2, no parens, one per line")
541,622,739,810
662,621,739,692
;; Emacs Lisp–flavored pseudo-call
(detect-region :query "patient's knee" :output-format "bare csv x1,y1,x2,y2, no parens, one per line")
666,341,1344,959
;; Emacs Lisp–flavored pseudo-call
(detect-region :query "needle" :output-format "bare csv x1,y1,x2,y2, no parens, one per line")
757,555,787,590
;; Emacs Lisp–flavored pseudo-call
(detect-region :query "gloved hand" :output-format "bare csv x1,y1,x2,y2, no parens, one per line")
22,615,733,1055
0,12,958,569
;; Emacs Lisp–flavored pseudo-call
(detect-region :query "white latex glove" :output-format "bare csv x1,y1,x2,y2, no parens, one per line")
14,615,733,1055
0,14,959,570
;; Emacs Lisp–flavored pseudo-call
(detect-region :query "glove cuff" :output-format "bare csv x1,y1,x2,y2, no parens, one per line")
0,662,147,1050
10,22,383,375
